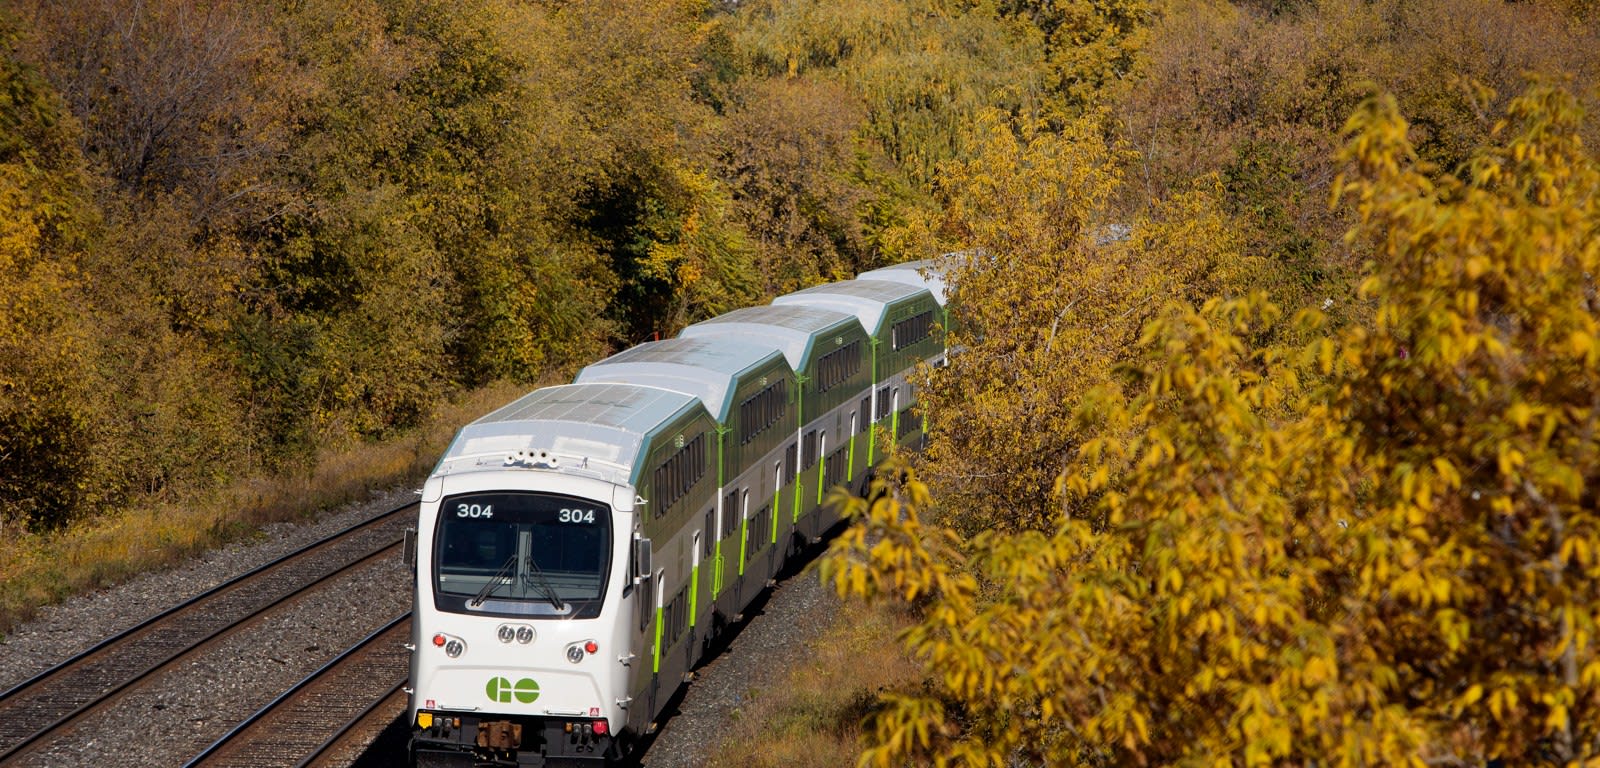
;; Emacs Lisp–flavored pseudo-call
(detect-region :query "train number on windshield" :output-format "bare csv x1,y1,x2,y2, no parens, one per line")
455,503,494,518
558,508,597,524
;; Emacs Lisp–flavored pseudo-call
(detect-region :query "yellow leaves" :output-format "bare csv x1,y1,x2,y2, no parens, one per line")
1488,687,1520,722
1544,703,1569,736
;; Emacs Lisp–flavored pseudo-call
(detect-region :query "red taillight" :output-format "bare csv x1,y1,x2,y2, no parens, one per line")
432,633,446,647
593,719,609,736
584,641,598,654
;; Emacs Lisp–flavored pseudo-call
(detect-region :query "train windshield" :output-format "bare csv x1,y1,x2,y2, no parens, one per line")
433,492,612,619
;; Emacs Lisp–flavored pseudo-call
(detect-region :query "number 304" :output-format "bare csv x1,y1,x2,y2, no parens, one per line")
559,508,595,524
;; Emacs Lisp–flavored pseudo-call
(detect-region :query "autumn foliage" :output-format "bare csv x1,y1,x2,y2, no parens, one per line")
826,82,1600,765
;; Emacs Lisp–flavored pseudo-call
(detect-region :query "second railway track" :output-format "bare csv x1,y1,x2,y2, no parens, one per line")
0,501,416,764
184,613,412,768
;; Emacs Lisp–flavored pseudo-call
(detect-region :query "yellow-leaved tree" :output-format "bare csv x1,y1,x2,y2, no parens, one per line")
825,81,1600,765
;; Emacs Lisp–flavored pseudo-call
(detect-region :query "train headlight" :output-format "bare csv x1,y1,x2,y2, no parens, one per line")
516,626,535,644
566,644,584,664
445,639,465,658
498,625,516,643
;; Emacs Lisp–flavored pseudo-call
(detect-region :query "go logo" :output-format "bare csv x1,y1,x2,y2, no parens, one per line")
485,676,541,704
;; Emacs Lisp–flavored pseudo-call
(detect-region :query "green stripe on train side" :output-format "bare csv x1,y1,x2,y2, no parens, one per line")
738,515,749,577
653,604,663,674
689,563,699,628
847,431,856,481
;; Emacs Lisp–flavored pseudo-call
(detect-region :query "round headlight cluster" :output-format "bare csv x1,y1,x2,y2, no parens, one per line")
497,624,536,644
566,639,599,664
432,632,467,658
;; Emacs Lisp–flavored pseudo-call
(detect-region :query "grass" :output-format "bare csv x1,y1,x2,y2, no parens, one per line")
0,381,528,637
704,593,923,768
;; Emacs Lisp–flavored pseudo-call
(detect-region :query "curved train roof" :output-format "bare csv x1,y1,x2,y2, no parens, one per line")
575,337,790,422
435,382,705,484
857,259,949,306
771,278,933,334
677,305,863,371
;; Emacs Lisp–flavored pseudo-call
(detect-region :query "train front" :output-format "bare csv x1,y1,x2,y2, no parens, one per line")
408,463,636,767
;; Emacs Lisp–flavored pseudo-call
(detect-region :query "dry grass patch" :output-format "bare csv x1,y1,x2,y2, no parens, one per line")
0,381,527,637
705,594,921,768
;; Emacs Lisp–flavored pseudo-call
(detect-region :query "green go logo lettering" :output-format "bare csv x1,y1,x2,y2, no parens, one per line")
485,676,541,704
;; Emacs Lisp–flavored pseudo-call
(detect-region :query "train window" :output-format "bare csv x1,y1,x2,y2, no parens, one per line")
801,430,818,470
859,398,871,429
891,310,934,351
433,491,612,620
898,406,920,437
875,387,892,420
703,509,715,555
652,433,707,516
784,443,797,484
750,504,772,551
816,340,862,393
722,490,740,540
739,379,788,445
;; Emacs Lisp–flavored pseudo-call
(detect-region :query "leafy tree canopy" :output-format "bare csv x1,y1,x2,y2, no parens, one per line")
827,80,1600,766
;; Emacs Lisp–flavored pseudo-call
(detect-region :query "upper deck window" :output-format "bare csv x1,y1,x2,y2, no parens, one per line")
891,310,935,351
816,340,862,393
739,379,787,445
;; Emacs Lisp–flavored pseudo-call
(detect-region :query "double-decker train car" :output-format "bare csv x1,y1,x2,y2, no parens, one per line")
406,265,946,767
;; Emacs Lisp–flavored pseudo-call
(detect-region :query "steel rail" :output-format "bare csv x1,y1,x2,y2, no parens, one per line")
183,613,412,767
295,679,408,768
0,502,416,762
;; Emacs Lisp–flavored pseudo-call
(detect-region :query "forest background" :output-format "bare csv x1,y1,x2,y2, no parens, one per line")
3,0,1599,763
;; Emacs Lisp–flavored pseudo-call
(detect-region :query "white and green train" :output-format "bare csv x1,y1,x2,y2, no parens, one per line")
406,264,947,767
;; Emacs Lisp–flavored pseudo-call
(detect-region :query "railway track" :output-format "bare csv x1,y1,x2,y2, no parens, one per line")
0,502,415,764
184,613,411,767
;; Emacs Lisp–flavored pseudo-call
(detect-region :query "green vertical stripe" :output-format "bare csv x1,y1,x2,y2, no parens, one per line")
738,515,749,576
847,432,856,481
652,605,663,674
868,339,878,465
689,563,699,628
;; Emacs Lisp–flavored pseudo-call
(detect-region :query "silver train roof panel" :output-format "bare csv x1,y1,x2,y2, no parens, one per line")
435,382,703,484
677,305,863,370
771,278,933,335
574,337,788,422
858,259,949,306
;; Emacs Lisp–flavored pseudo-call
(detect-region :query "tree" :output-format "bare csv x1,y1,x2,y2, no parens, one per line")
915,110,1259,536
826,82,1600,765
0,17,97,529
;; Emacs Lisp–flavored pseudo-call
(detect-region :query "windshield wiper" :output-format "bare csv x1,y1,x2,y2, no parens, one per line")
470,555,519,607
521,554,567,612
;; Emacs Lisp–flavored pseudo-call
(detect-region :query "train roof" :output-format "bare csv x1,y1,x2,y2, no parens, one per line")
857,259,949,306
433,382,705,484
771,278,934,335
677,305,864,371
574,337,790,422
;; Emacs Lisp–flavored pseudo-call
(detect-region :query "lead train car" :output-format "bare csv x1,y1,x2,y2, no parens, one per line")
407,271,945,767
